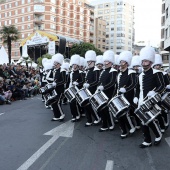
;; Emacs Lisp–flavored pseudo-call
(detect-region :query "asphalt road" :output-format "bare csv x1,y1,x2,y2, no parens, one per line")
0,95,170,170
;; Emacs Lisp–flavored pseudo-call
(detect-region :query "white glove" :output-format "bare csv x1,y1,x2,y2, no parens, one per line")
119,88,126,93
73,81,79,86
97,85,104,91
83,83,90,89
166,85,170,89
133,97,138,105
52,82,56,87
147,91,156,97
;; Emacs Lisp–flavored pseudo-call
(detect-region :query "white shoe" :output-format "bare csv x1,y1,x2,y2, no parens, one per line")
94,118,101,124
129,127,136,134
155,134,162,142
109,126,114,131
59,114,65,119
85,122,92,126
81,114,86,117
76,115,80,120
71,118,76,122
51,118,60,121
42,99,45,102
45,105,50,109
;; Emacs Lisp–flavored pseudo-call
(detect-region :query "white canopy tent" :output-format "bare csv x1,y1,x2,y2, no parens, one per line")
0,46,9,64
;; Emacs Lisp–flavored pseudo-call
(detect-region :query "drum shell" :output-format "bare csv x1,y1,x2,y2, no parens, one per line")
90,91,108,112
135,104,161,125
161,92,170,110
108,95,130,118
149,93,161,104
75,88,91,107
140,99,152,111
46,90,58,105
64,87,77,103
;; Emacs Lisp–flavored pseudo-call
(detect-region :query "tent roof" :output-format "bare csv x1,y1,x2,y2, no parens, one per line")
0,46,9,64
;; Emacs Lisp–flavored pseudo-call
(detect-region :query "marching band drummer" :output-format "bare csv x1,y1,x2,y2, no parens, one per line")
96,50,117,132
130,55,142,129
117,51,137,139
51,53,66,121
42,60,53,109
68,54,84,122
152,54,170,131
134,46,165,148
83,50,101,126
40,58,48,102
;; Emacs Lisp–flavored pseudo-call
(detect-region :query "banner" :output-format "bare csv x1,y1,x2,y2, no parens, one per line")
48,41,55,55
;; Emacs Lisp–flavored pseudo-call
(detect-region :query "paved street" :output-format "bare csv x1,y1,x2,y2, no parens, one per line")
0,96,170,170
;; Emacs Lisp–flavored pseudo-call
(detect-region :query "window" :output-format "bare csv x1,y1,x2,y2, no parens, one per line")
22,0,25,5
9,20,11,24
98,10,103,14
111,28,114,31
98,4,103,8
22,25,25,30
22,8,25,13
15,19,18,23
9,12,11,16
104,9,110,13
9,4,11,8
166,8,168,19
15,52,18,56
28,24,30,29
15,1,18,6
61,19,63,23
22,17,25,22
104,4,109,7
22,34,25,38
28,0,31,3
117,27,125,31
15,10,18,15
28,16,30,20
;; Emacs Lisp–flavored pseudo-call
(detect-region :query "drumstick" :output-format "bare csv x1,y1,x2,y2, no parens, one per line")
143,87,156,101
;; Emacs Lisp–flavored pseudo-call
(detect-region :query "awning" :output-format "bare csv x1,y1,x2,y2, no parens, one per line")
20,31,59,47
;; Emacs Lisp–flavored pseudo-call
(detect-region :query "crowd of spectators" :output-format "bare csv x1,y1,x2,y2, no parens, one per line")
0,63,41,105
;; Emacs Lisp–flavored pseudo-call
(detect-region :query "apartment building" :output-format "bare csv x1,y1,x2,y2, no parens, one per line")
91,0,135,54
0,0,94,60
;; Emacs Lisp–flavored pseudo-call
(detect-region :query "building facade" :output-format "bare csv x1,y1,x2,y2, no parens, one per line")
91,0,135,54
0,0,94,60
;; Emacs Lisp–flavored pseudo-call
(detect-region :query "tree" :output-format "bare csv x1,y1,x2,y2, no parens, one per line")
0,25,20,64
70,42,103,57
37,53,52,66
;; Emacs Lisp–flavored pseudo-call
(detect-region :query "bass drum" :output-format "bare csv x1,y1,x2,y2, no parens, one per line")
135,104,161,125
90,91,108,112
64,86,78,103
108,95,130,118
75,88,92,107
161,92,170,110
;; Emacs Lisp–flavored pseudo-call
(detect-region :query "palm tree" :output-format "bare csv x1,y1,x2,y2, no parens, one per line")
0,25,20,64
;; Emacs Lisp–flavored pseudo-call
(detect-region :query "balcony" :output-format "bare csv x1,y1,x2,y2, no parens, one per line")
34,18,44,24
34,0,44,3
34,26,44,31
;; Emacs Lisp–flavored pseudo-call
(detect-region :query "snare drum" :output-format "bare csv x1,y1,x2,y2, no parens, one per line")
135,104,161,125
46,90,58,106
75,88,92,107
39,87,46,94
108,95,130,118
90,91,108,112
64,86,78,103
161,92,170,110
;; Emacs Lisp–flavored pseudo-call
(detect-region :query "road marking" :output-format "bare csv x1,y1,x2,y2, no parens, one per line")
0,113,4,116
145,148,156,170
105,160,114,170
17,121,75,170
165,137,170,147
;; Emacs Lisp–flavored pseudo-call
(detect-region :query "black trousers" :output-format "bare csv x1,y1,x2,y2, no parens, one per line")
99,107,114,128
84,104,99,123
51,93,64,118
118,110,134,134
162,110,169,125
141,120,162,143
70,100,80,118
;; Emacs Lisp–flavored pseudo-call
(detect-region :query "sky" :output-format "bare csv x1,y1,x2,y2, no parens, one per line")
89,0,162,47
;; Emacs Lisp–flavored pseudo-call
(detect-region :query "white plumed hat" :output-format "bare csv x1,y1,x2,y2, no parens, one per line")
61,63,70,70
85,50,96,62
42,58,48,67
131,55,141,67
140,46,155,63
44,59,53,71
80,57,85,67
119,51,132,66
70,54,80,66
115,55,120,65
103,50,115,64
96,55,104,65
152,54,163,67
52,53,64,65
